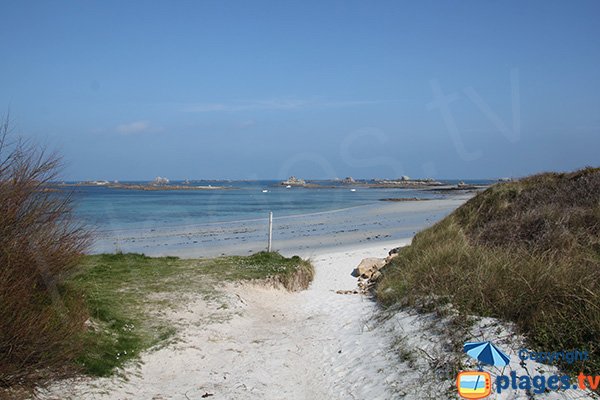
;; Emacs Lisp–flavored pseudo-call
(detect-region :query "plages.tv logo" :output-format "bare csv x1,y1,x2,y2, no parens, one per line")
457,341,595,397
457,341,510,399
456,371,492,399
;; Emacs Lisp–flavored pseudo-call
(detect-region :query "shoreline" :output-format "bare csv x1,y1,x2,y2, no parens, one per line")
92,202,381,235
90,195,472,258
36,189,587,400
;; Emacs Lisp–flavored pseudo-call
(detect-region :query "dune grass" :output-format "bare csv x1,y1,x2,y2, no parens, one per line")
376,167,600,374
67,251,313,377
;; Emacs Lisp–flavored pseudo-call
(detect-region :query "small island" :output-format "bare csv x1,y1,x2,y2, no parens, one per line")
55,177,231,191
280,175,447,189
369,176,444,188
108,183,229,191
279,176,326,188
281,176,306,186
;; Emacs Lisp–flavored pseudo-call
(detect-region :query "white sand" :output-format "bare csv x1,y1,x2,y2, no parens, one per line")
39,242,409,399
37,241,597,399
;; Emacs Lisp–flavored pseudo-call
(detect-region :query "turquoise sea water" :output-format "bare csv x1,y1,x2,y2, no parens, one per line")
69,180,491,233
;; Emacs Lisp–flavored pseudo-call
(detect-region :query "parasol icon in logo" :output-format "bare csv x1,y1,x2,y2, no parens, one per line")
457,341,510,399
464,341,511,367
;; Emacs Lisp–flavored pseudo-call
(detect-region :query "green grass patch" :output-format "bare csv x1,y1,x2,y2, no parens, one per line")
66,251,313,376
376,167,600,375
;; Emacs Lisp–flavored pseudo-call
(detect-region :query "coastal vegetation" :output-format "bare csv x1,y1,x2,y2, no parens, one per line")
70,251,313,377
0,118,90,389
1,250,313,395
0,119,314,394
376,167,600,374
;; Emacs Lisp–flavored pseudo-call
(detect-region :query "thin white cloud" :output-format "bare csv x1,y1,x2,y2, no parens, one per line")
237,119,257,128
116,121,161,135
182,99,384,113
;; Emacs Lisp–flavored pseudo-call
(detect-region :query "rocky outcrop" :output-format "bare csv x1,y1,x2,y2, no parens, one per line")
352,247,404,294
351,258,386,279
387,246,403,259
109,184,228,191
370,178,443,188
152,176,170,185
281,176,306,186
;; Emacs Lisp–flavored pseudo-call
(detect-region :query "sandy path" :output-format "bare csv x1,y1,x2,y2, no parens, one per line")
36,239,598,400
38,242,408,400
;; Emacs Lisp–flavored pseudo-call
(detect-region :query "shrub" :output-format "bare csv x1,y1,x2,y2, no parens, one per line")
0,117,90,388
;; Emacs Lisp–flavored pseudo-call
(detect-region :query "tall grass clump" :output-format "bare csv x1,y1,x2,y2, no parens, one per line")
0,117,90,388
376,167,600,373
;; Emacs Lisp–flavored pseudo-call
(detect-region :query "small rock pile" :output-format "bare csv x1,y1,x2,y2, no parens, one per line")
351,247,403,294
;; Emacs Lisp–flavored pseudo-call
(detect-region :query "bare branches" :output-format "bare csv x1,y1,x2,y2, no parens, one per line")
0,116,90,388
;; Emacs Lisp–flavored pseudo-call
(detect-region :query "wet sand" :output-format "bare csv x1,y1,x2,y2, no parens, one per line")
92,195,472,258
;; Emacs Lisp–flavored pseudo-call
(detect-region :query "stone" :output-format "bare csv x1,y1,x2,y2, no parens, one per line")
388,247,403,256
351,257,385,278
336,290,358,295
370,271,382,282
386,247,404,262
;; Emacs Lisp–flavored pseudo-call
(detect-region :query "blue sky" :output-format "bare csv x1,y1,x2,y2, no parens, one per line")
1,1,599,180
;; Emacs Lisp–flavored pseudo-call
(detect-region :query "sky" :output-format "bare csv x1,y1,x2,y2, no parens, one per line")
1,0,599,181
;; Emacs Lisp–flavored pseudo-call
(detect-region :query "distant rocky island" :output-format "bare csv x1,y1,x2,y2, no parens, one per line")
54,176,493,192
281,176,306,186
279,176,326,188
279,176,447,189
368,176,443,188
56,177,230,191
108,183,228,191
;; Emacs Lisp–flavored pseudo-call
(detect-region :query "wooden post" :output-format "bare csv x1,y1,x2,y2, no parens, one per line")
268,211,273,252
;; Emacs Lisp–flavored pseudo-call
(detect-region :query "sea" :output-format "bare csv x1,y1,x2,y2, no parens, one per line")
68,179,492,234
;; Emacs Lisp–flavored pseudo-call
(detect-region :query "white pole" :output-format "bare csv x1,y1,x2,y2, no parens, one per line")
268,211,273,252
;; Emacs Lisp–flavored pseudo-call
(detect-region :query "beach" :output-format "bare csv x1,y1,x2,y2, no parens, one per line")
38,244,592,400
39,243,407,399
91,195,471,258
5,2,598,397
34,192,597,399
35,196,471,399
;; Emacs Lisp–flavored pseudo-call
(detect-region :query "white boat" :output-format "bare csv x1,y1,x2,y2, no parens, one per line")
350,188,356,192
286,185,291,188
262,189,268,193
